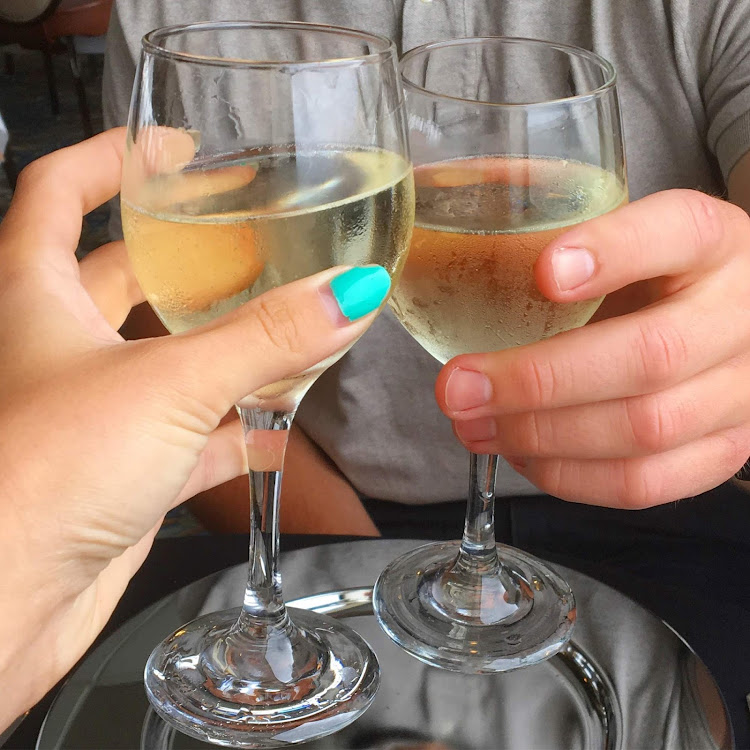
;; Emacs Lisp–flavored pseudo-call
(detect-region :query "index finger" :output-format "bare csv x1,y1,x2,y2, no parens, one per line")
0,128,126,272
437,281,750,418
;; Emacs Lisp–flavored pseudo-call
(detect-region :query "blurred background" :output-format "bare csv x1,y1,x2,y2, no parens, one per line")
0,0,110,254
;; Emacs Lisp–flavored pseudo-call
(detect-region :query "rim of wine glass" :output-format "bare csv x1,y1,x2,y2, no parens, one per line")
400,36,617,108
142,20,396,70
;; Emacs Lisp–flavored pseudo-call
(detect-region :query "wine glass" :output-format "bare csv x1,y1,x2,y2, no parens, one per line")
121,21,414,746
374,37,627,673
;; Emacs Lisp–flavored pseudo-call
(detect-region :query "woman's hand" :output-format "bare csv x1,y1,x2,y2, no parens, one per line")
0,129,388,729
436,189,750,508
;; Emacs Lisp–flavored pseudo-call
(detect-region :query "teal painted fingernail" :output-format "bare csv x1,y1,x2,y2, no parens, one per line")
329,266,391,321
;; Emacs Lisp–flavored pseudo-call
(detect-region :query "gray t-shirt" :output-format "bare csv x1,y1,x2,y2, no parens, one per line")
103,0,750,504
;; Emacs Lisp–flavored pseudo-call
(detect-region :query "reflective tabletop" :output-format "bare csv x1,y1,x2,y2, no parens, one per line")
36,540,732,749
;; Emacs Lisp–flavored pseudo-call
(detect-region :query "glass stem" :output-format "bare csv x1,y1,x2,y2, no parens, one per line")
451,452,518,597
428,452,521,621
236,406,295,630
462,452,500,559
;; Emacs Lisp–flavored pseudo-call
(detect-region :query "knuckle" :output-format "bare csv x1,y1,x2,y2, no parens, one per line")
510,355,562,409
632,317,689,386
513,412,544,455
16,157,50,190
625,393,678,454
533,458,566,498
254,295,306,356
133,339,223,422
676,190,725,252
616,459,664,509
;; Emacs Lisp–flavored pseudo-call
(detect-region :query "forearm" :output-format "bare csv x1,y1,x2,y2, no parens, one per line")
0,578,40,732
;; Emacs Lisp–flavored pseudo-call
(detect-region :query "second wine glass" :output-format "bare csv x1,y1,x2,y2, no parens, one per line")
374,37,627,673
121,21,414,747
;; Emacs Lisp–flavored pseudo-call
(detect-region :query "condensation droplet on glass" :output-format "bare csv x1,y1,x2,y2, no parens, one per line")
569,185,589,212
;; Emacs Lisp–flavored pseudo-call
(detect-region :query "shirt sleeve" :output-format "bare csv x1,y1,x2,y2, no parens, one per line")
681,0,750,180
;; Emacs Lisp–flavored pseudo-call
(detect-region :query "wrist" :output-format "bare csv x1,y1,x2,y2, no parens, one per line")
0,582,48,733
0,577,101,734
0,523,87,732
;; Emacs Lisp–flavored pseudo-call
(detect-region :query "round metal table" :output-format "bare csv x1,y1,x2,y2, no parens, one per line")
36,539,732,749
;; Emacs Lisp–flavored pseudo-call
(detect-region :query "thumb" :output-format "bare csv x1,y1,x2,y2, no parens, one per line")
533,190,747,302
160,264,391,412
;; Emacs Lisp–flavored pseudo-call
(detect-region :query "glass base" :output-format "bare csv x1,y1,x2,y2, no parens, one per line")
373,540,575,673
144,607,379,748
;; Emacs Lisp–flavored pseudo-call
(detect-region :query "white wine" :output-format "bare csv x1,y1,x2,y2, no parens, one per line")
389,156,627,364
123,147,414,407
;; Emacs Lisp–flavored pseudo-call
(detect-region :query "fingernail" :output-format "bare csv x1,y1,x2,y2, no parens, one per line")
551,247,595,291
445,368,492,412
455,417,497,443
328,266,391,322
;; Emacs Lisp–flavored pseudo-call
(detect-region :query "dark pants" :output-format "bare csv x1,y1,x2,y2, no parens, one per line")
363,482,750,604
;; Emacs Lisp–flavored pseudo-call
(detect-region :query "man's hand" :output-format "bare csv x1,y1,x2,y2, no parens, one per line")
436,189,750,508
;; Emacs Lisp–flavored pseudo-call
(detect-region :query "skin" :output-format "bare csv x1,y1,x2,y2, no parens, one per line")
437,179,750,508
1,130,747,730
0,130,382,732
124,162,750,527
120,305,379,536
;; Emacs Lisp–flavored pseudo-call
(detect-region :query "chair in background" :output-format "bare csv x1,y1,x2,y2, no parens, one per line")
0,0,113,139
